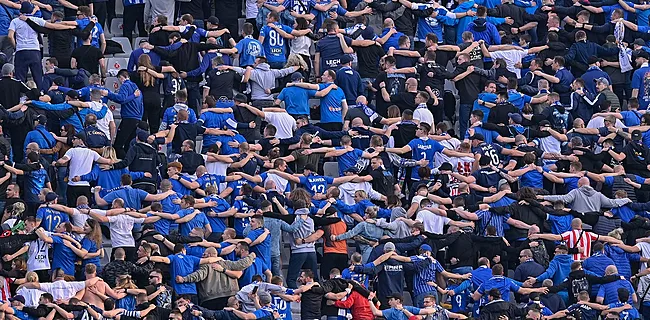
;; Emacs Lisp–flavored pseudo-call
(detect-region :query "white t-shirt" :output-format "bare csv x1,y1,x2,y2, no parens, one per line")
105,211,145,247
89,101,114,140
290,36,312,56
263,173,290,194
637,242,650,270
413,105,434,127
586,116,626,129
9,17,46,52
416,209,450,234
27,235,50,271
71,208,90,228
39,280,86,301
203,155,229,192
17,287,46,307
64,148,101,186
264,112,297,139
488,49,529,78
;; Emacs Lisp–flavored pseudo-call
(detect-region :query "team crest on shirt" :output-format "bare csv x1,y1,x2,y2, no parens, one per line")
247,43,261,57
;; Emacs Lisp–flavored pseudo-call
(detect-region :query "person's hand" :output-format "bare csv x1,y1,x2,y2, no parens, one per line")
488,186,497,193
379,81,386,89
504,17,514,24
330,234,336,241
191,310,202,317
511,27,519,34
450,257,458,265
176,275,184,283
136,256,148,264
93,186,102,193
100,89,109,96
223,307,234,312
2,254,11,262
134,90,141,97
72,176,81,182
467,65,475,73
249,121,256,128
302,149,313,155
541,5,552,10
212,263,225,272
20,104,28,112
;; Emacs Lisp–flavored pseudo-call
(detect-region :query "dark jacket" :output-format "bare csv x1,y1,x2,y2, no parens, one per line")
153,41,221,82
565,41,618,77
549,269,620,305
113,141,159,186
479,299,523,320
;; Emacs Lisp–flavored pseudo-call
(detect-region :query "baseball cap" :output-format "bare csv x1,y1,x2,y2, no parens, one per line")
384,242,396,252
136,130,150,142
45,192,58,202
508,112,522,124
638,50,650,60
291,72,304,82
139,38,149,45
594,77,610,86
420,244,432,252
470,133,485,141
340,55,353,65
9,295,25,304
66,90,80,99
632,130,643,141
36,114,48,124
539,120,552,127
361,26,376,40
207,16,219,25
634,38,646,46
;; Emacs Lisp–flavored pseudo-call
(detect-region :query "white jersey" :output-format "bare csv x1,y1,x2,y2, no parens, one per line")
204,155,229,192
27,234,50,271
89,101,113,140
448,156,475,196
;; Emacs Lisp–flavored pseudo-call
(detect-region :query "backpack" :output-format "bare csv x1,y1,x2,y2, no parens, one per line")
551,105,570,132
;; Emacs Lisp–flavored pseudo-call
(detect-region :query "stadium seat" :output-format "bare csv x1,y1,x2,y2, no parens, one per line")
42,36,49,56
323,162,339,178
104,76,121,92
110,37,133,58
106,57,129,73
110,18,124,37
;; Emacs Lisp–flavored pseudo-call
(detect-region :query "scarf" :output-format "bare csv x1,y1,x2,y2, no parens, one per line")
616,21,633,72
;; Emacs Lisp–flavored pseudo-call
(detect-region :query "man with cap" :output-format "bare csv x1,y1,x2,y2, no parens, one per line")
53,132,114,206
580,57,611,94
0,295,31,320
127,38,161,72
335,54,364,106
34,192,69,232
633,50,650,110
24,115,56,162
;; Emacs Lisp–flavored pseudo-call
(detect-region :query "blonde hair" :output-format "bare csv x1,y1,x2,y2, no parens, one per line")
25,271,38,282
138,54,156,87
100,147,118,170
285,54,308,70
116,275,138,290
608,228,624,240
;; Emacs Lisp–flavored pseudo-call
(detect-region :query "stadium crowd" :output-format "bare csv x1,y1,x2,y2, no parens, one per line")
3,0,650,318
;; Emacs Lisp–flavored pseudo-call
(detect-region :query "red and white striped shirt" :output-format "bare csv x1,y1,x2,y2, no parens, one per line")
561,229,600,261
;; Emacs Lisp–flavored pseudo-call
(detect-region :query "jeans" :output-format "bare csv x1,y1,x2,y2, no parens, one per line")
459,104,472,139
57,166,68,205
452,266,473,274
286,251,318,288
15,50,43,89
271,254,281,277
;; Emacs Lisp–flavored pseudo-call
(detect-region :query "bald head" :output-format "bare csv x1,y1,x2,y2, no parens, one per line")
578,177,590,187
351,117,364,127
406,78,418,91
605,265,618,275
571,218,582,230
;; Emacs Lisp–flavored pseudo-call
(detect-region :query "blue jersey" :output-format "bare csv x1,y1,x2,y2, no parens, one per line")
225,179,256,202
608,302,640,319
272,295,292,320
299,174,334,195
474,93,498,121
37,207,70,232
169,253,200,294
235,36,264,66
334,147,363,176
196,174,227,191
632,65,650,110
447,283,470,313
407,138,444,180
277,86,316,116
202,195,230,233
51,235,78,276
246,228,272,271
312,0,347,30
318,83,346,123
161,105,197,130
171,175,193,196
477,276,521,306
341,266,370,288
25,168,49,203
260,23,293,64
80,237,101,268
178,209,209,236
234,199,252,237
76,18,104,48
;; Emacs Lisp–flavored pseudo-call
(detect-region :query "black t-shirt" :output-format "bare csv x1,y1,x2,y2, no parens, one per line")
129,68,162,95
390,91,417,112
0,167,10,200
452,64,481,104
205,68,240,100
171,123,205,154
369,168,395,196
354,45,385,78
71,45,103,75
373,72,406,117
458,42,484,68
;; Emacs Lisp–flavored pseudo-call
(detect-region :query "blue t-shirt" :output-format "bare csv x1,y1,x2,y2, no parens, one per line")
632,65,650,110
246,228,271,270
272,295,292,320
25,168,49,203
260,23,293,64
202,195,231,233
408,138,444,180
521,170,543,189
382,306,421,320
169,253,201,294
277,86,316,116
103,187,149,210
319,83,346,123
171,175,193,196
474,92,497,121
299,174,334,195
608,302,640,319
178,209,209,236
37,207,70,232
335,147,363,176
621,110,643,126
477,276,521,306
51,235,77,276
235,36,264,67
508,90,532,110
315,34,352,72
81,237,101,268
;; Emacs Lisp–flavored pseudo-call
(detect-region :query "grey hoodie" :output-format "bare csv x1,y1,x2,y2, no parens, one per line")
543,185,631,213
289,208,315,253
233,63,295,101
375,207,411,238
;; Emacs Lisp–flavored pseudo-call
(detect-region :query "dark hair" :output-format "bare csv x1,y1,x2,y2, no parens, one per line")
295,17,309,30
121,174,132,186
